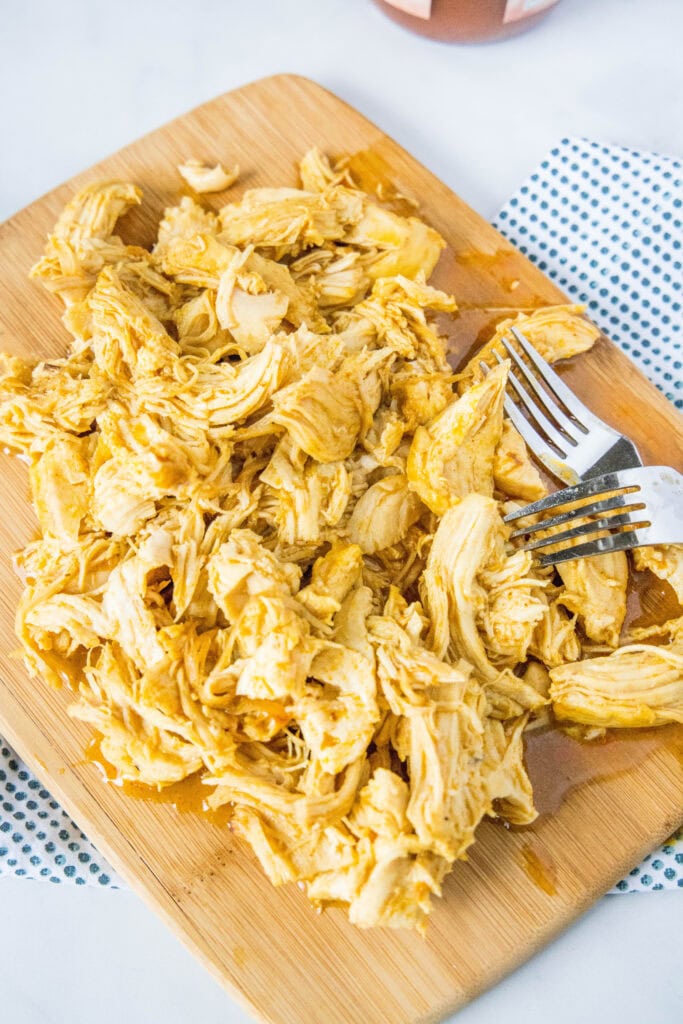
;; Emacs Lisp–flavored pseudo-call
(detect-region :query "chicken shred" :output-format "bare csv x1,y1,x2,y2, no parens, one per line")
2,147,670,934
550,640,683,727
178,159,240,194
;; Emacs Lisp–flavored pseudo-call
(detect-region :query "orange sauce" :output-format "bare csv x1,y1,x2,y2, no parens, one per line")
625,568,681,633
520,842,557,896
524,727,665,817
448,249,550,308
431,247,552,369
84,735,232,828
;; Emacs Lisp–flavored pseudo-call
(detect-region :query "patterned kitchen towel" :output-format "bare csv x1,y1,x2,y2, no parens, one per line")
0,137,681,891
0,741,123,887
494,136,682,409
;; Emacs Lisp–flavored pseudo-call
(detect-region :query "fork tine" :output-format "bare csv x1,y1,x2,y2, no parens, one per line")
521,511,647,553
508,466,683,566
509,327,609,432
537,529,645,567
500,337,583,441
508,491,643,539
503,472,628,523
500,392,571,473
497,354,573,455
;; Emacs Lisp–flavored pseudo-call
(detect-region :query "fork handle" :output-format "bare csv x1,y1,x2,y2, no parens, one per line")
585,436,642,477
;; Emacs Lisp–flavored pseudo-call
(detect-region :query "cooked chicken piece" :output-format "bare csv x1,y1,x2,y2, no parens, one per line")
373,616,536,867
246,250,329,333
232,594,315,702
208,754,366,830
460,305,600,388
482,667,548,722
633,545,683,605
295,642,379,774
347,473,423,554
373,620,488,857
550,640,683,727
51,181,142,246
172,289,224,349
345,202,445,281
290,246,370,309
557,552,628,647
522,660,552,699
207,529,301,621
422,494,546,681
407,361,508,514
29,181,142,304
89,266,181,378
218,185,365,257
155,196,219,255
390,368,454,433
215,249,289,354
126,337,289,432
297,541,363,624
261,439,350,544
478,549,548,666
493,419,546,501
529,597,582,668
101,554,169,668
272,365,363,462
333,586,375,657
178,159,239,193
29,436,92,540
482,716,537,825
341,274,455,365
298,147,355,192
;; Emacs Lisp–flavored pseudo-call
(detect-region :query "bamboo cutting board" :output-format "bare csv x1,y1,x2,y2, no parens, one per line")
0,75,682,1024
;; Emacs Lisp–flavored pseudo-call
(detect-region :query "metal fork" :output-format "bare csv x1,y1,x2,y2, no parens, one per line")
485,326,642,485
503,465,683,567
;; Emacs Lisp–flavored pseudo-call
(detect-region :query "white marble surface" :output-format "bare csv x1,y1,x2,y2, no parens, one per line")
1,1,682,1021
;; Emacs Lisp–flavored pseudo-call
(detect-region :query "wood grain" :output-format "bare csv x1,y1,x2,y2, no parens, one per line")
0,75,681,1024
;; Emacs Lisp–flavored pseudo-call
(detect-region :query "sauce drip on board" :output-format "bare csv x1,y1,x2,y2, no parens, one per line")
520,842,557,896
524,726,668,818
85,736,232,828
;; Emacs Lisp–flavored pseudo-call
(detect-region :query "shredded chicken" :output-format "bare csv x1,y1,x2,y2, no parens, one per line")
3,146,670,934
557,553,628,648
633,545,683,606
459,304,602,389
178,159,240,194
550,640,683,727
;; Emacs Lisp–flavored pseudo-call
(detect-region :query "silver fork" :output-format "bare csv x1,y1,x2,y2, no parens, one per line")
503,465,683,567
486,326,642,485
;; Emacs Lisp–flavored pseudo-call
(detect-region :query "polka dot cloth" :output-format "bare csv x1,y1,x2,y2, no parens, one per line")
494,136,682,408
0,137,681,894
0,741,122,887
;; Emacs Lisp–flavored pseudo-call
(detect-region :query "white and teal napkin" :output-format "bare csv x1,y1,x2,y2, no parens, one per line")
1,137,681,891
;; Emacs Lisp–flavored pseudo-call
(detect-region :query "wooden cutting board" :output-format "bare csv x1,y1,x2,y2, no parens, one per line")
0,75,682,1024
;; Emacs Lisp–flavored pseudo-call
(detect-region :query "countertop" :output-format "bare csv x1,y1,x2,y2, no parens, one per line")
1,1,681,1022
